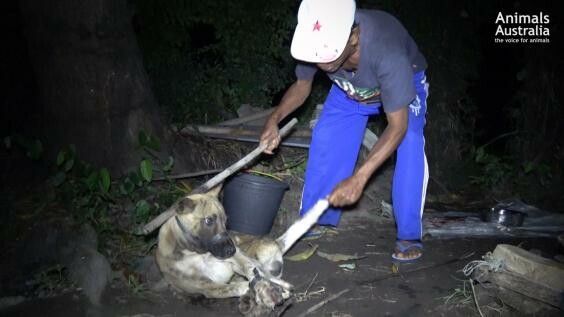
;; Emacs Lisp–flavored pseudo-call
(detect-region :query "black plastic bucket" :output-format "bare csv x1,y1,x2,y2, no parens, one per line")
223,172,289,236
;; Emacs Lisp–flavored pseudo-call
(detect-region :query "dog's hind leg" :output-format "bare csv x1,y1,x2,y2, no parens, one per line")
276,199,329,254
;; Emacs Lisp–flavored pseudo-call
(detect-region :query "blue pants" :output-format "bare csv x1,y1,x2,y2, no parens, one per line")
300,71,429,241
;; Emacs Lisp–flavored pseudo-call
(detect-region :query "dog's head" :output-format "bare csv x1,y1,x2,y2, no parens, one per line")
172,186,236,259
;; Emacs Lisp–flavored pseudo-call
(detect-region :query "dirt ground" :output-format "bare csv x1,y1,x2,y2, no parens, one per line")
3,200,563,317
1,148,563,317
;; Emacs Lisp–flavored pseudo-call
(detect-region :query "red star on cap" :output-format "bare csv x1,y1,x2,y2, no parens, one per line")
313,20,321,31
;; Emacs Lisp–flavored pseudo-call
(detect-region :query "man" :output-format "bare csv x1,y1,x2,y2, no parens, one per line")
260,0,428,262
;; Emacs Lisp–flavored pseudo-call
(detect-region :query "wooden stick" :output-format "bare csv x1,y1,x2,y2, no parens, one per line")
191,118,298,194
297,288,350,317
153,168,223,181
138,118,298,235
217,108,275,126
276,199,329,254
469,278,485,317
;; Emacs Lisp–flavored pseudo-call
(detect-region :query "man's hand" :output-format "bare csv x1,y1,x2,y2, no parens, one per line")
328,107,408,207
259,120,281,154
258,79,312,155
328,175,367,207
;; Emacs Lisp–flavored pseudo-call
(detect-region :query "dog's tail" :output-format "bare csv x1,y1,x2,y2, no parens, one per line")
275,199,329,254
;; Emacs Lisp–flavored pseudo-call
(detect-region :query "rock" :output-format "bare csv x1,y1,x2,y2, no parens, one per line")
67,247,112,305
29,220,112,306
57,223,98,259
0,296,25,310
56,223,111,306
131,256,164,290
20,218,98,270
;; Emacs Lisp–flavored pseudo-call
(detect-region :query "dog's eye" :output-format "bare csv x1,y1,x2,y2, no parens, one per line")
204,217,214,226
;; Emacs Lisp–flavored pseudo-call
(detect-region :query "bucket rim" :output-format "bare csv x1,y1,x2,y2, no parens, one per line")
228,172,289,190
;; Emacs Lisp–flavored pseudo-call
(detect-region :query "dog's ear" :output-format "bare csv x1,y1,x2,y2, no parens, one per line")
175,197,196,214
206,184,223,198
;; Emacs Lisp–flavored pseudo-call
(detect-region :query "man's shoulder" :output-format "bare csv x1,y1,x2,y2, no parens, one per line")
357,9,410,54
295,62,317,80
356,9,398,22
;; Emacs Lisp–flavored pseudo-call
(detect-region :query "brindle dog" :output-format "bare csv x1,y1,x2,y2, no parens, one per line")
156,185,329,315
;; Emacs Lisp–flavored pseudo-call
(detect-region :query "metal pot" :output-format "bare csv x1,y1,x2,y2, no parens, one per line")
481,207,527,227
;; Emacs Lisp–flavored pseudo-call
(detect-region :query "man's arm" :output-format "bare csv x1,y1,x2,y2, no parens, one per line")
328,107,408,207
260,79,313,154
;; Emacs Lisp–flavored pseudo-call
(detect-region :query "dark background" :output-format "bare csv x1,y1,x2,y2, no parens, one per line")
1,0,562,211
0,3,562,316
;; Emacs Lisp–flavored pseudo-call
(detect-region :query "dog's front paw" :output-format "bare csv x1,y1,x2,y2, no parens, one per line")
252,279,285,309
238,290,256,316
239,276,289,316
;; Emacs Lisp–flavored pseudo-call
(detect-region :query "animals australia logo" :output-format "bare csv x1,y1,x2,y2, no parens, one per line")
494,12,550,44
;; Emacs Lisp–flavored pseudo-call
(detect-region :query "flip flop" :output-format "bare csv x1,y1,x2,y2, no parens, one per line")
391,240,423,262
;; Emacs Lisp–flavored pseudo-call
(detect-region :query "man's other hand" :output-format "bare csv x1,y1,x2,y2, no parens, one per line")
328,175,366,207
259,121,281,154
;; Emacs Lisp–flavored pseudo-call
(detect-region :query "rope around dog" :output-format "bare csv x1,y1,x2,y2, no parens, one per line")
462,251,504,276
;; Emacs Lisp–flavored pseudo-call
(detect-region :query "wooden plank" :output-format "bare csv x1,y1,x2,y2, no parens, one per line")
185,126,378,150
474,278,560,315
493,244,564,289
199,134,310,149
217,108,274,126
179,124,312,138
473,266,564,309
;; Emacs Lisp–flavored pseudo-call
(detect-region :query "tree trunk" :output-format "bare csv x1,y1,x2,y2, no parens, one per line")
19,0,189,174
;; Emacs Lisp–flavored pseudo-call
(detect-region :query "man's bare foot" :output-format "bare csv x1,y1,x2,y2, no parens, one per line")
392,240,423,262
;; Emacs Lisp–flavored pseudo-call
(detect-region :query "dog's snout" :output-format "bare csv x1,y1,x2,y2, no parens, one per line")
209,232,236,259
223,241,236,258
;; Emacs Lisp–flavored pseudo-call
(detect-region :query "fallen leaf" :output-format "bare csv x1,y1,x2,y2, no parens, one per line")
285,244,319,262
325,227,339,235
317,251,366,262
339,263,356,271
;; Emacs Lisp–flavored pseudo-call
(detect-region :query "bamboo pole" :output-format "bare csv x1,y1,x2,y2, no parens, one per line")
138,118,298,235
217,108,275,126
179,124,312,138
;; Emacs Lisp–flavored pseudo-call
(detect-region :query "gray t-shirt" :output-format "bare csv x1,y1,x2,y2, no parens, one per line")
295,9,427,113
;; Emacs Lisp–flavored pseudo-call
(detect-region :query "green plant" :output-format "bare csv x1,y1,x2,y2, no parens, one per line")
469,143,555,191
137,129,175,180
135,0,296,125
127,274,147,295
439,279,473,307
468,146,515,188
521,161,553,187
51,145,115,230
4,134,43,160
50,131,184,231
32,265,68,297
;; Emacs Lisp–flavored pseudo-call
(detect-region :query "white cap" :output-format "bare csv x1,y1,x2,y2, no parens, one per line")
291,0,356,63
